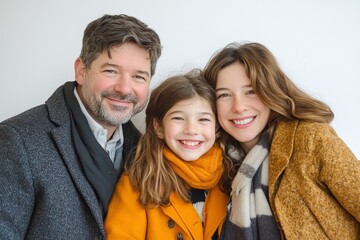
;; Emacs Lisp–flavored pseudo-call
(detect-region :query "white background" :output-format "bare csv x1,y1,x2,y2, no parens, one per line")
1,0,359,158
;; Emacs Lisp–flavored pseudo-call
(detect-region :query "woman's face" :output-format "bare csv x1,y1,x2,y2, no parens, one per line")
215,62,270,152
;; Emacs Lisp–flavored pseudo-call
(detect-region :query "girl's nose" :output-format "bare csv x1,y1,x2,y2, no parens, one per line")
183,120,198,135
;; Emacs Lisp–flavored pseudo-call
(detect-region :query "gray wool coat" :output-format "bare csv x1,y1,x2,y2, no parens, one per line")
0,82,141,240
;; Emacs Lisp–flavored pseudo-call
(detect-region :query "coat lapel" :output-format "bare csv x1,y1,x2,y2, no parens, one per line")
162,193,203,239
52,126,103,220
46,84,104,228
161,186,229,240
268,121,298,202
203,185,229,239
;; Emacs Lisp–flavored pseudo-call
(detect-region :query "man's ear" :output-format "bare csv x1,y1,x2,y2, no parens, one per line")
74,58,86,85
153,119,164,139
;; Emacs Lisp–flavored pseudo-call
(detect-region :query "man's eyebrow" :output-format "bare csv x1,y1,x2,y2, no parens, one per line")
100,63,118,68
99,63,150,77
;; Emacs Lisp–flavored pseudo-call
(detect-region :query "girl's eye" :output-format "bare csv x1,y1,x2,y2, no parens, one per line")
171,117,183,121
199,118,211,122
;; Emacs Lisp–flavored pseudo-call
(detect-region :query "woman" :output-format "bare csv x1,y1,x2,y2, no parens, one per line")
203,42,360,239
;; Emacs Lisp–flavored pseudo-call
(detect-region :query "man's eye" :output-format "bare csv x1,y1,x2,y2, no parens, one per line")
133,75,147,82
102,70,118,77
135,75,144,79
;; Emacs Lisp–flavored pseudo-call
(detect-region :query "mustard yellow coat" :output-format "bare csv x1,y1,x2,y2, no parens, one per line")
269,121,360,239
105,174,229,240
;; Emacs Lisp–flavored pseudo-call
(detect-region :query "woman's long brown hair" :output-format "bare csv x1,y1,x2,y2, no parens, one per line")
203,42,334,182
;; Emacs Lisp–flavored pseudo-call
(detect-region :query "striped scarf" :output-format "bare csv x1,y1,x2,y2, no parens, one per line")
219,136,280,240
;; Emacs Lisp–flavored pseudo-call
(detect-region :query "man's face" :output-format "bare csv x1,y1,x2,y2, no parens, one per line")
75,42,151,127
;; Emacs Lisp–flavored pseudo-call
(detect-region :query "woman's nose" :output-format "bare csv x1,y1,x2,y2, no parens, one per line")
231,96,248,113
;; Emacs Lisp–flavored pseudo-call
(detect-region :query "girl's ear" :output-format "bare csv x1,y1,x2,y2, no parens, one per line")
153,119,164,139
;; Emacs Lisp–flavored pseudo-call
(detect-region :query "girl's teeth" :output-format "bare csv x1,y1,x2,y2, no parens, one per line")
180,140,200,146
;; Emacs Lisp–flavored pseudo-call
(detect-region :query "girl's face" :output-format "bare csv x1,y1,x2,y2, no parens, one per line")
215,62,270,153
155,95,216,161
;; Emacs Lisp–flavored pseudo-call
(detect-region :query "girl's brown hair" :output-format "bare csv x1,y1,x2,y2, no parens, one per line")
126,69,231,207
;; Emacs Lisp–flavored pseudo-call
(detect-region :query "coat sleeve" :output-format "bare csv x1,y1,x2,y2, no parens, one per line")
105,174,147,239
0,124,35,239
316,124,360,221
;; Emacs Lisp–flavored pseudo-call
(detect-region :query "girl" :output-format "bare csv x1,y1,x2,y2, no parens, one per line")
203,42,360,239
105,69,231,239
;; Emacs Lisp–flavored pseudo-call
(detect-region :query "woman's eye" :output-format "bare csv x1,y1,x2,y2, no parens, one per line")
217,93,230,99
246,89,256,95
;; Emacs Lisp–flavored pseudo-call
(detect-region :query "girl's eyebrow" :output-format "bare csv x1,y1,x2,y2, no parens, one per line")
168,110,214,116
198,111,214,117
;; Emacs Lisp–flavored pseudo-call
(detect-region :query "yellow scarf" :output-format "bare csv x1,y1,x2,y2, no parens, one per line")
163,145,224,189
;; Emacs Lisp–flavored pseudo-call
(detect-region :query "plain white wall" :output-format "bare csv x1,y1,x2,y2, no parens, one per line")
1,0,359,158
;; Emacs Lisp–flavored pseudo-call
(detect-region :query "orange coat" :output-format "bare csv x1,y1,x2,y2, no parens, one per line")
105,174,229,240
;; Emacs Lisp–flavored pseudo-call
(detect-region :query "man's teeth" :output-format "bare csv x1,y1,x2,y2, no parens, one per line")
180,140,200,146
233,117,253,125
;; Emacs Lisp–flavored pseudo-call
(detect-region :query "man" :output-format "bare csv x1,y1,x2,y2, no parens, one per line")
0,14,162,239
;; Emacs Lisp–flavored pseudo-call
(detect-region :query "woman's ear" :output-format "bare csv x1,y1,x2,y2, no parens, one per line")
153,119,164,139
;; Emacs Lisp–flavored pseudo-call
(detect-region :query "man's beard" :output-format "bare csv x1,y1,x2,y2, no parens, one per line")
84,90,147,126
